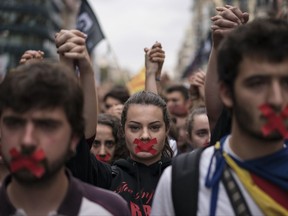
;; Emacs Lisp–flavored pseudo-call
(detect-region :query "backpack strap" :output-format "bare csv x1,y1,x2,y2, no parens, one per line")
222,164,252,216
172,148,204,216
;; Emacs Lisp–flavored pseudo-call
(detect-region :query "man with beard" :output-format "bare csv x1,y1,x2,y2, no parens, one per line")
151,17,288,215
0,61,130,215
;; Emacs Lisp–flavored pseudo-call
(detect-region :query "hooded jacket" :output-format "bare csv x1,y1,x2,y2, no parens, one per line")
110,157,171,216
67,137,171,216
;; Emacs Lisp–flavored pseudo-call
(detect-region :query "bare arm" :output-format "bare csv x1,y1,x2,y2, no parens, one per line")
55,30,97,139
205,5,249,131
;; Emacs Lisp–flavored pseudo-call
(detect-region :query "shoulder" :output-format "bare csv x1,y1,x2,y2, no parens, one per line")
151,166,175,215
73,177,130,216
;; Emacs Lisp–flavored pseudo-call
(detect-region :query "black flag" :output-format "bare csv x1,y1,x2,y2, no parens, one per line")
77,0,105,53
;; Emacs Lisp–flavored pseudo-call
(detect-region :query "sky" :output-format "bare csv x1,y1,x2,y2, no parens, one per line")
89,0,193,77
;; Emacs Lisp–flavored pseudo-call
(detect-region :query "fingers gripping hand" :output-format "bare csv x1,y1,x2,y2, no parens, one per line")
211,5,249,48
144,42,165,79
55,30,87,58
189,70,206,100
19,50,44,65
55,29,91,69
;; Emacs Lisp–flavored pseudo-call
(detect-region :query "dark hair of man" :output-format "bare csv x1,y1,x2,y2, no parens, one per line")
0,61,84,137
103,85,130,104
165,84,190,101
217,18,288,93
121,91,173,158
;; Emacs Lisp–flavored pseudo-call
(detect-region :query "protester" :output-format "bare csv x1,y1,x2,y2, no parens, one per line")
91,113,128,164
186,106,210,149
152,17,288,216
0,61,130,215
84,42,173,216
164,84,191,152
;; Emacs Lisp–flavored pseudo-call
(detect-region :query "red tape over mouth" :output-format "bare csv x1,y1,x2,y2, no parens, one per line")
9,148,46,178
259,104,288,139
96,153,111,163
133,138,157,155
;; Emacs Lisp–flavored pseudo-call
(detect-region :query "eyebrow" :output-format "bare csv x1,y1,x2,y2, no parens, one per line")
128,121,161,124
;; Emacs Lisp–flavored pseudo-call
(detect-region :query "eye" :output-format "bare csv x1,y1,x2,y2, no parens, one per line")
105,140,115,149
245,76,268,89
196,130,209,137
281,78,288,89
35,120,60,131
128,125,141,132
3,117,25,129
150,125,161,132
105,104,112,109
93,140,101,148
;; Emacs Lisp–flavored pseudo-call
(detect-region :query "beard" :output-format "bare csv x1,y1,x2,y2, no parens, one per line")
234,99,283,142
3,143,74,186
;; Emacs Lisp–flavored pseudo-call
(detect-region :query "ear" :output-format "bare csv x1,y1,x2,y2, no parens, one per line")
70,134,81,153
219,82,233,109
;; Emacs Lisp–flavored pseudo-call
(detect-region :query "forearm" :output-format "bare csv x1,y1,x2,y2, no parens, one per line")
79,63,98,139
145,69,158,94
205,47,223,131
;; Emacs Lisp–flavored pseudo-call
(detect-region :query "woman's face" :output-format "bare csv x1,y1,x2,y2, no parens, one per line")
91,124,116,163
190,114,210,148
124,104,167,165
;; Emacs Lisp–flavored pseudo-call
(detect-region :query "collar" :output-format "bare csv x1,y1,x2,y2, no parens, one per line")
0,170,82,216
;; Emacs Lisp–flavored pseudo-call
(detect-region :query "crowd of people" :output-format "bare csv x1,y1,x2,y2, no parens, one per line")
0,4,287,216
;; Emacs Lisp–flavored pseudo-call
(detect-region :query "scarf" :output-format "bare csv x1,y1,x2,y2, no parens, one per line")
205,136,288,216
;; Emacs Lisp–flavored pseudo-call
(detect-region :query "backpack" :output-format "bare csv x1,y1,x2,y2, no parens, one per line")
172,147,252,216
171,148,204,216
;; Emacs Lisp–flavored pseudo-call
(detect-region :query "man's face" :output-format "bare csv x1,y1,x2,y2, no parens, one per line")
226,57,288,141
166,91,187,112
91,124,116,163
0,108,79,184
124,104,167,165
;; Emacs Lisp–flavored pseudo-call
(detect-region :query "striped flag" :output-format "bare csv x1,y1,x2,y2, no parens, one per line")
126,67,145,94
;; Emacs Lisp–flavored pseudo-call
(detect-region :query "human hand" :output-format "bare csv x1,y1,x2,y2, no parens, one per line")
189,69,206,101
144,42,165,80
211,5,249,48
55,29,91,71
19,50,44,65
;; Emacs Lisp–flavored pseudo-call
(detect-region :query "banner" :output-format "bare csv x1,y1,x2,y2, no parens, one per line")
76,0,105,53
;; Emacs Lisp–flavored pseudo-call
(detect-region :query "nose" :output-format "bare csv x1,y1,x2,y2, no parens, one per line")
267,81,284,110
99,144,106,155
140,128,151,141
21,122,36,148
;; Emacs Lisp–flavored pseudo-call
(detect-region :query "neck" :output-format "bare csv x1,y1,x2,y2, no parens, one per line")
7,168,68,216
229,121,284,160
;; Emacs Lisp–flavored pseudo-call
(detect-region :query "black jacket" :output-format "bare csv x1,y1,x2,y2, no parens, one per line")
67,136,171,216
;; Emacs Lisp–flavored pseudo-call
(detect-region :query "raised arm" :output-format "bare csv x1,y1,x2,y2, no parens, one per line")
55,30,97,139
205,5,249,131
144,42,165,94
